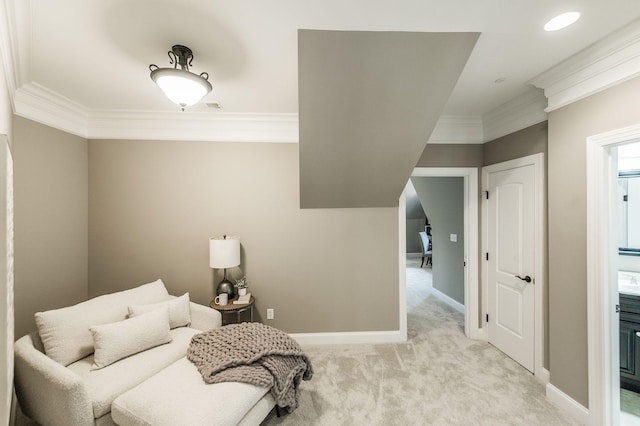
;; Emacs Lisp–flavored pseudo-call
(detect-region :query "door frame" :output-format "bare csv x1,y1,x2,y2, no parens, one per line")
481,153,547,382
399,167,480,340
586,123,640,425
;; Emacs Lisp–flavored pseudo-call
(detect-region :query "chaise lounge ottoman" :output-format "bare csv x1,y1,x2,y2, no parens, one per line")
111,357,276,426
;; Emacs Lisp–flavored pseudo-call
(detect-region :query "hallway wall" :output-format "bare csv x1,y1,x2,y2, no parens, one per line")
411,176,464,304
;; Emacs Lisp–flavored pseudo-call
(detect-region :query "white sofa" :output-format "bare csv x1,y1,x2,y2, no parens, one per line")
14,279,275,426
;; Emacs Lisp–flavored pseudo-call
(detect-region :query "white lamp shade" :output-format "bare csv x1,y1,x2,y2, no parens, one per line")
151,68,212,107
209,236,240,269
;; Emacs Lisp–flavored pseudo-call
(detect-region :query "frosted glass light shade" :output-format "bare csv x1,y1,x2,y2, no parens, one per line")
151,68,212,107
209,236,240,269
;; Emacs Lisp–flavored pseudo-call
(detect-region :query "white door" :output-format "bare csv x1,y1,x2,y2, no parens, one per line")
486,163,535,372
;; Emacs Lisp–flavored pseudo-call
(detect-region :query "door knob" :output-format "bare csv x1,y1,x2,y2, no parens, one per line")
515,275,532,283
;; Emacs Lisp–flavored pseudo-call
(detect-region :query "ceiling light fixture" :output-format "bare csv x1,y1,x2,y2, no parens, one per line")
149,45,212,109
544,11,581,32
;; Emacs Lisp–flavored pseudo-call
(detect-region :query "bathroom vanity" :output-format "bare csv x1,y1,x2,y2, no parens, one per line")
620,271,640,392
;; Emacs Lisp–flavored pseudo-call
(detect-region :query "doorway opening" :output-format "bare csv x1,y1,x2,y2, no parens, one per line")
616,142,640,423
406,176,464,315
404,179,435,316
586,123,640,425
398,167,480,341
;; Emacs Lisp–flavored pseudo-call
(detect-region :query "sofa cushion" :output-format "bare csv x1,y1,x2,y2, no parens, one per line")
128,293,191,329
112,357,270,426
67,326,200,419
35,279,170,366
90,307,172,370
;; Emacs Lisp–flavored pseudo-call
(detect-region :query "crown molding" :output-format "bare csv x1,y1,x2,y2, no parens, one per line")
530,18,640,112
14,83,300,142
0,0,29,109
87,110,300,143
482,87,548,142
427,115,483,144
12,79,548,145
13,81,488,144
14,83,89,137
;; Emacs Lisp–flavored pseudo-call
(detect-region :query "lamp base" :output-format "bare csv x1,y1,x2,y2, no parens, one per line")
216,279,235,300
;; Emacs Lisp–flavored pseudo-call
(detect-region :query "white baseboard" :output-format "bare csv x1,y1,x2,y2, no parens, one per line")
546,383,589,425
431,287,465,313
289,330,406,346
537,367,550,385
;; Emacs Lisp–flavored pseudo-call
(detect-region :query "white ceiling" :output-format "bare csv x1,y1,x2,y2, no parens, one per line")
7,1,640,124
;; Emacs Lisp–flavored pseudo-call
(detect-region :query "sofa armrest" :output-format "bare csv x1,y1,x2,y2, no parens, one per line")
189,301,222,331
14,333,94,426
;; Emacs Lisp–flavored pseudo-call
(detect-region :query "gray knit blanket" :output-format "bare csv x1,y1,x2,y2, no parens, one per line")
187,322,313,413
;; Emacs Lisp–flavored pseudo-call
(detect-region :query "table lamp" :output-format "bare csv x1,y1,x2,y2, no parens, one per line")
209,235,241,299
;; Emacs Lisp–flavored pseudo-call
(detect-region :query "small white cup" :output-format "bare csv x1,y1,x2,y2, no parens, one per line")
214,293,228,306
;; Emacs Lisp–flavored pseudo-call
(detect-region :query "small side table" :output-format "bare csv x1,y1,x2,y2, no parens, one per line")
209,296,255,326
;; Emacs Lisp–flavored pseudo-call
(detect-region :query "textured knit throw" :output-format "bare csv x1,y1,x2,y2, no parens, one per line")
187,322,313,413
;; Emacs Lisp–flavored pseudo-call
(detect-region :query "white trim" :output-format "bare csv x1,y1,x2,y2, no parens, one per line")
14,83,89,137
398,189,408,342
539,367,550,386
430,286,465,314
13,82,486,144
9,77,549,146
87,110,300,143
481,153,546,382
586,123,640,426
481,88,548,142
427,116,483,144
404,167,481,340
14,83,300,143
0,0,28,110
546,383,590,425
289,330,405,346
531,19,640,112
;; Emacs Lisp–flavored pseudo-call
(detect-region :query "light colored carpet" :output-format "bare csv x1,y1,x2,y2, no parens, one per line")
263,262,579,425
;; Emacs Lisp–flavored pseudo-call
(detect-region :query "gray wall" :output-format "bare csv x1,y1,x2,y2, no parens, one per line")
417,122,547,170
298,30,478,208
548,76,640,407
407,218,426,254
411,177,464,304
417,144,483,168
13,116,88,338
88,139,399,333
483,121,548,166
405,180,427,253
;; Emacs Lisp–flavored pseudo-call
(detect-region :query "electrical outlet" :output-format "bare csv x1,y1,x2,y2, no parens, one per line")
450,233,457,242
267,308,274,320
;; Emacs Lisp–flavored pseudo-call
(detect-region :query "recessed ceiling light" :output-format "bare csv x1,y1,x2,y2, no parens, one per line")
544,11,581,32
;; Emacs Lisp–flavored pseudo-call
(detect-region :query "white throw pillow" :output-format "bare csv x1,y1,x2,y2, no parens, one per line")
128,293,191,329
35,279,170,366
90,307,172,370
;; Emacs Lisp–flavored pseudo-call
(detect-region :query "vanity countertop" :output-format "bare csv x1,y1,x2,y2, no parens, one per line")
619,271,640,296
